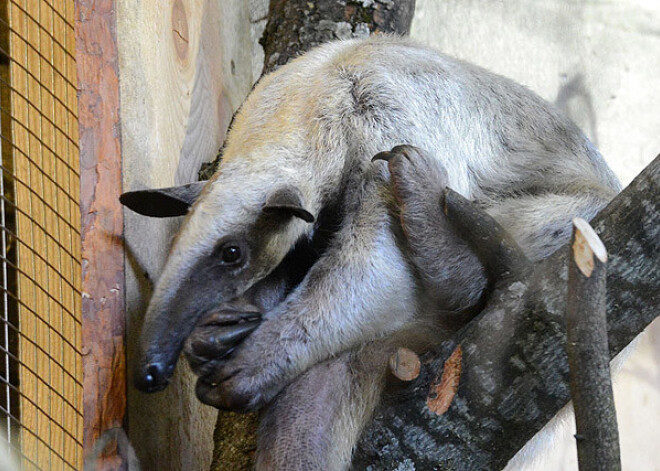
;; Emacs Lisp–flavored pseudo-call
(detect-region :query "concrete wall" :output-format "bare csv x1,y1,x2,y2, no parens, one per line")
411,0,660,186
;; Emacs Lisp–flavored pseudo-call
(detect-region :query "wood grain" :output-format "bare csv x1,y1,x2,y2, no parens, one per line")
75,0,126,469
7,0,83,468
388,347,422,382
116,0,254,469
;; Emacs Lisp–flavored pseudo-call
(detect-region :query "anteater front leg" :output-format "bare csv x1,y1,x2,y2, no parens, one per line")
193,162,419,411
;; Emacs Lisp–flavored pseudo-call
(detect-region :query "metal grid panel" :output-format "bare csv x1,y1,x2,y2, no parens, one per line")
0,0,83,469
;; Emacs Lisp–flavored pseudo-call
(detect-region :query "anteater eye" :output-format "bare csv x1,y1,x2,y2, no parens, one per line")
221,245,242,264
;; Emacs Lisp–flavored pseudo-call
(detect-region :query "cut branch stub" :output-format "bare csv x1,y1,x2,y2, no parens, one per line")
566,218,621,471
388,347,421,382
571,218,607,277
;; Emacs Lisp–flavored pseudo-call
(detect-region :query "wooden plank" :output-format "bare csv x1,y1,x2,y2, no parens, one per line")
10,1,40,466
74,0,127,469
117,0,254,468
26,1,53,466
39,2,67,466
6,0,84,468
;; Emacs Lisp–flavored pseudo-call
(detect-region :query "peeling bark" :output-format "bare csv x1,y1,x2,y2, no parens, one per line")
351,155,660,470
426,346,462,416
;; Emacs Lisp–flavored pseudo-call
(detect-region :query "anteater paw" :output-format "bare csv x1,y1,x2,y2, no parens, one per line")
372,145,449,237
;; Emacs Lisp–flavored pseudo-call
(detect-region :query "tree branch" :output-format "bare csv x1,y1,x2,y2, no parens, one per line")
567,218,621,471
352,154,660,469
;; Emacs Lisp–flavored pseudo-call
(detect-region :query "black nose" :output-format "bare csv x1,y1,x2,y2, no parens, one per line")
134,362,174,393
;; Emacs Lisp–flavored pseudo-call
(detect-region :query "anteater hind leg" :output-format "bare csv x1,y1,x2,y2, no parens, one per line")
256,342,393,471
374,145,487,312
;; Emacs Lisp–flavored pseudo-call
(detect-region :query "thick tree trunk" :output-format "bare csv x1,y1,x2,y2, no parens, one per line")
351,155,660,470
261,0,416,74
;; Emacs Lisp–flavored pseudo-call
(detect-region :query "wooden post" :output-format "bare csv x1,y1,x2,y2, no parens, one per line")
567,218,621,471
76,0,127,469
116,1,255,469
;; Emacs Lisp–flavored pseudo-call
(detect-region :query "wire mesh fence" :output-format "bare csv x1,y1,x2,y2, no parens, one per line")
0,0,83,469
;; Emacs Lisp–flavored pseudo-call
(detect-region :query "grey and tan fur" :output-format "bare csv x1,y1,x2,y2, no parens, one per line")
123,36,620,470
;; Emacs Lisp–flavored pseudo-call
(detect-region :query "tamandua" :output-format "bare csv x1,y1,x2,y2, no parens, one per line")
121,36,620,470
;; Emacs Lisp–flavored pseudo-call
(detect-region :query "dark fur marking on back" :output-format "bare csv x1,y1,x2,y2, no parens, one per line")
347,73,375,116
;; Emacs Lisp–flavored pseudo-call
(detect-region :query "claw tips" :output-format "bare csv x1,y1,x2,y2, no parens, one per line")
372,151,395,163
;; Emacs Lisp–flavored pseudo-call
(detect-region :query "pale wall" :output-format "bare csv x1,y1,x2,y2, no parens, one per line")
411,1,660,469
412,0,660,186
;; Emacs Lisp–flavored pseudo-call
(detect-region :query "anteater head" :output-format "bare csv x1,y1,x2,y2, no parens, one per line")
120,161,316,392
120,50,354,392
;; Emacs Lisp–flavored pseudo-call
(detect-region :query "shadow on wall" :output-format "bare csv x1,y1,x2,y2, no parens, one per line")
554,74,598,148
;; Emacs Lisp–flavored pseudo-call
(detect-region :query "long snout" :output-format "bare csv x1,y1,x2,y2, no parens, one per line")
134,358,175,393
134,281,220,392
134,304,202,393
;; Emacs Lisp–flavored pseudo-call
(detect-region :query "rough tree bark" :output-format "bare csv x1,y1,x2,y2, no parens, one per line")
261,0,416,74
351,155,660,469
567,220,621,471
207,2,416,469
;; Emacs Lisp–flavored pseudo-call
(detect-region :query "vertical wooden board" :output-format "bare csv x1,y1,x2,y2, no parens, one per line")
38,2,66,461
26,4,53,466
117,0,254,469
75,0,126,469
9,1,38,465
53,9,79,455
4,0,83,468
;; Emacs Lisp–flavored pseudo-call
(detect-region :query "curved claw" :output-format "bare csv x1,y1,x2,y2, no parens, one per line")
187,320,261,359
372,145,418,163
443,188,530,280
195,378,224,408
195,376,245,411
372,150,396,163
197,309,262,327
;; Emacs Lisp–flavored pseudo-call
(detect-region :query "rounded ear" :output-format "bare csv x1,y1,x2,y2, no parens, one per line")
262,186,315,223
120,181,206,218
